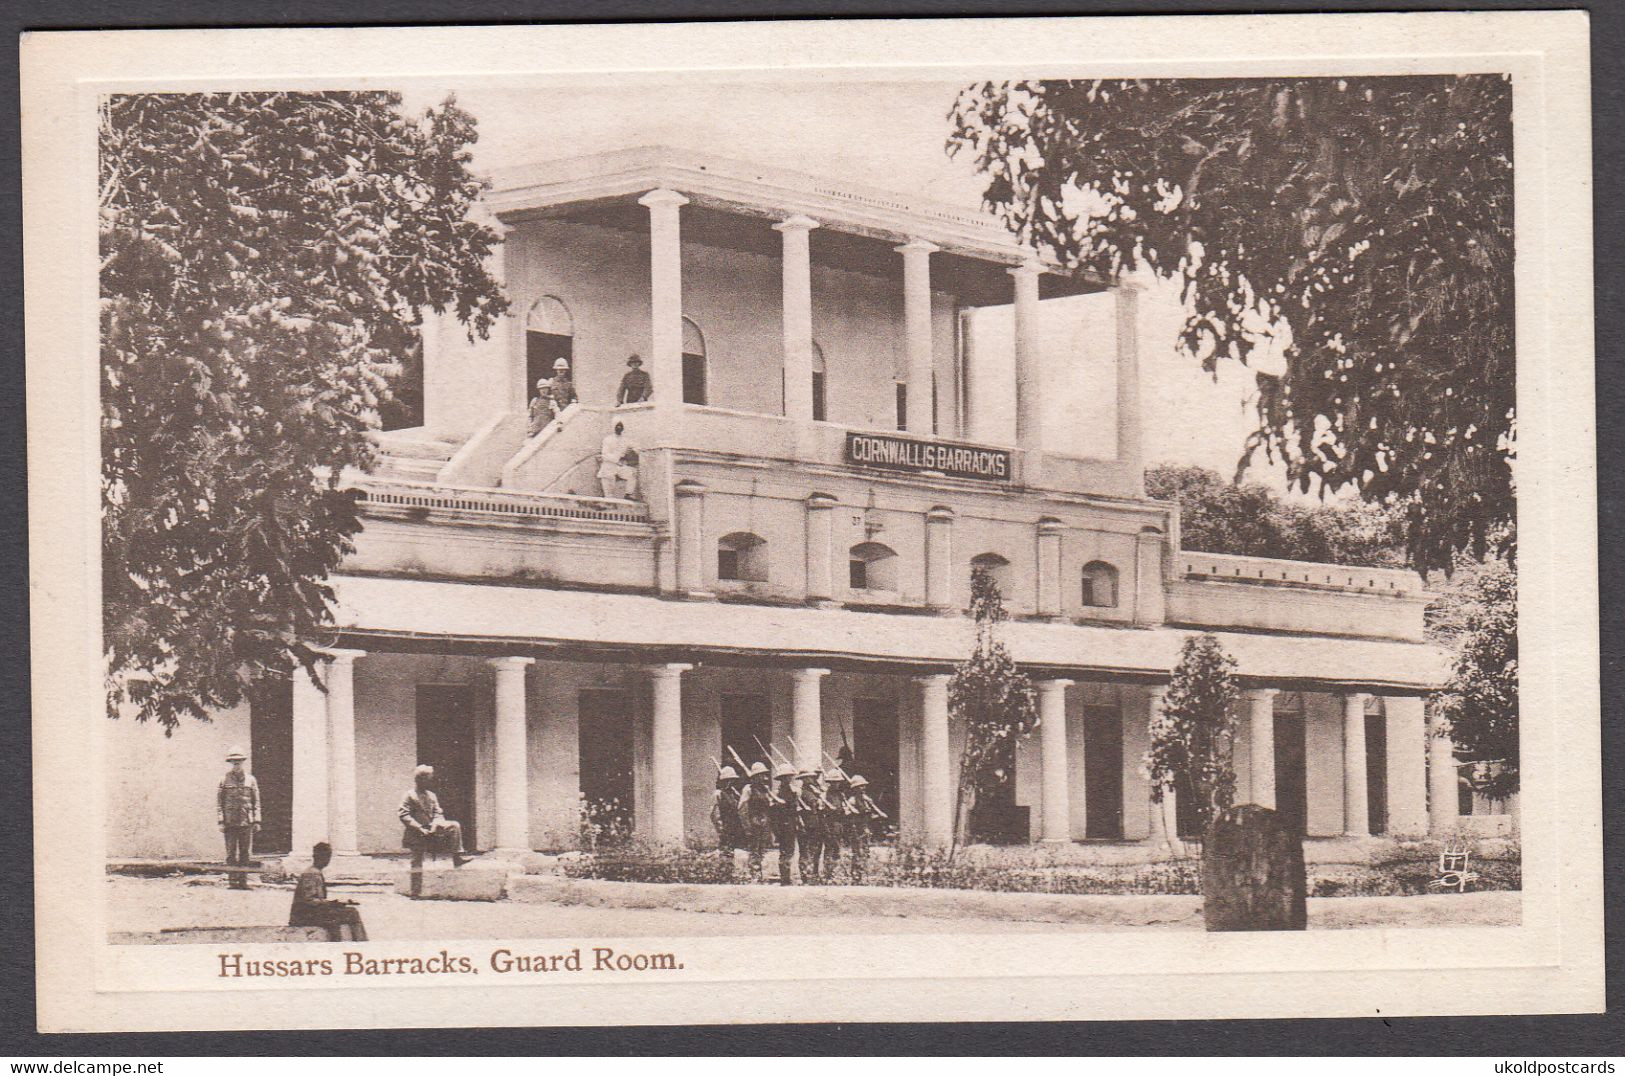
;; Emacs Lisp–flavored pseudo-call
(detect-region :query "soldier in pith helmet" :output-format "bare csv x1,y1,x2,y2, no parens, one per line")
819,768,850,882
768,764,800,886
845,774,886,883
736,762,774,883
711,765,746,858
217,747,260,891
794,769,827,884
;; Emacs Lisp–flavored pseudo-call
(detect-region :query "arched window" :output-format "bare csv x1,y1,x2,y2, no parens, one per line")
970,553,1012,598
811,341,827,423
848,542,898,593
717,532,768,583
526,296,574,402
681,317,707,405
1081,561,1119,608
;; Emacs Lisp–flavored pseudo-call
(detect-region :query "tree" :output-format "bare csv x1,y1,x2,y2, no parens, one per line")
947,567,1038,850
1148,634,1241,836
1145,463,1406,568
101,92,508,729
948,76,1514,574
1434,560,1518,798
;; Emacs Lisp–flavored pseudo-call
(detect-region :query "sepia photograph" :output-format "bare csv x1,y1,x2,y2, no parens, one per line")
21,11,1599,1033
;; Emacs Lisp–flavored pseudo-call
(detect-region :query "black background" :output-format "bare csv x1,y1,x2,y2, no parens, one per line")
1,0,1618,1055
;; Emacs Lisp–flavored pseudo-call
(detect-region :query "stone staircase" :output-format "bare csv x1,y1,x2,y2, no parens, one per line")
372,432,464,483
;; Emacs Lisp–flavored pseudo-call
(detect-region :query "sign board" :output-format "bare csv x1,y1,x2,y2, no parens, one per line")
845,431,1013,483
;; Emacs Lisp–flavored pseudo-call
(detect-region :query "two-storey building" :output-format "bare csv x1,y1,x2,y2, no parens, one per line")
107,147,1495,865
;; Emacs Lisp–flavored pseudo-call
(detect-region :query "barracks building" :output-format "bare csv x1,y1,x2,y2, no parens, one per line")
105,147,1513,865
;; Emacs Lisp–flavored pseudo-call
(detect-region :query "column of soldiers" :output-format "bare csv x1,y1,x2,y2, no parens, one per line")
709,745,886,886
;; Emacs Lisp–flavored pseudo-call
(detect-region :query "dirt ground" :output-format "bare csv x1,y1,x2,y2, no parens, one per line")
105,874,1518,941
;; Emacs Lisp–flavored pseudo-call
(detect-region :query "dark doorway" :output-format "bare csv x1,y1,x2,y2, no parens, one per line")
719,693,770,772
851,697,901,829
1172,772,1202,839
1273,707,1308,835
416,685,478,850
248,677,294,855
527,331,573,404
1083,704,1124,839
969,735,1027,844
682,352,707,405
579,689,635,833
1365,711,1389,835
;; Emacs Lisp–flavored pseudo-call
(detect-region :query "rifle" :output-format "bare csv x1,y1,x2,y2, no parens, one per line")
726,744,751,778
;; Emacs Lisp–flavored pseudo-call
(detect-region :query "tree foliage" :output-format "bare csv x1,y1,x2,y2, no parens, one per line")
948,76,1514,574
1434,560,1518,798
1146,463,1406,568
947,567,1038,850
101,91,508,729
1148,634,1241,834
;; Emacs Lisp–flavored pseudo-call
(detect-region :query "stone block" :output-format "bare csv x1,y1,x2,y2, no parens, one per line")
1202,804,1307,932
394,867,507,901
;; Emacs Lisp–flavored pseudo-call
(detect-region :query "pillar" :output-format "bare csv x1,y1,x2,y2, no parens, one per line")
1342,692,1371,836
960,310,984,442
321,648,365,857
648,663,691,846
290,663,329,859
917,673,953,847
1245,687,1279,810
1427,707,1460,835
896,239,939,434
1037,679,1074,843
488,656,534,853
775,214,819,421
1036,517,1065,618
804,492,837,602
1145,687,1178,845
638,188,688,407
1011,259,1044,453
673,480,707,595
791,668,830,771
1384,695,1429,837
925,506,955,610
1115,280,1143,476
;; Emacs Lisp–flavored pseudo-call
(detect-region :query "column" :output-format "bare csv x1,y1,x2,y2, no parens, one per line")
648,663,691,846
1011,259,1044,453
960,310,984,442
925,506,955,610
1146,687,1178,845
1036,517,1065,618
775,214,819,421
1245,687,1279,810
1427,707,1460,835
917,673,953,847
1037,678,1074,843
791,668,830,771
673,480,707,595
638,188,688,407
804,493,837,602
321,648,366,857
1342,692,1371,836
1115,280,1143,476
488,656,534,853
1384,695,1429,837
896,239,939,434
289,663,329,859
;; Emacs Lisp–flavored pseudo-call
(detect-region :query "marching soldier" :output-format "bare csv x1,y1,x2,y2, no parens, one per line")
794,769,827,885
819,768,850,883
768,765,800,886
845,774,887,884
736,762,773,883
710,765,746,855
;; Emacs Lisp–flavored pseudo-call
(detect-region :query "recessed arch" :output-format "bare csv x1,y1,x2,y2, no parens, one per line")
849,541,898,593
1081,560,1120,609
681,316,707,405
525,295,575,402
970,552,1013,598
717,531,769,583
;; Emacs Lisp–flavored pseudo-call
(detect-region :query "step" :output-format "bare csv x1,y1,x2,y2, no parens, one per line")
376,438,459,462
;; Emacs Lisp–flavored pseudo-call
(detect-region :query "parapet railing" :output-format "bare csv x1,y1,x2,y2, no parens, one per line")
353,475,650,524
1178,551,1422,597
